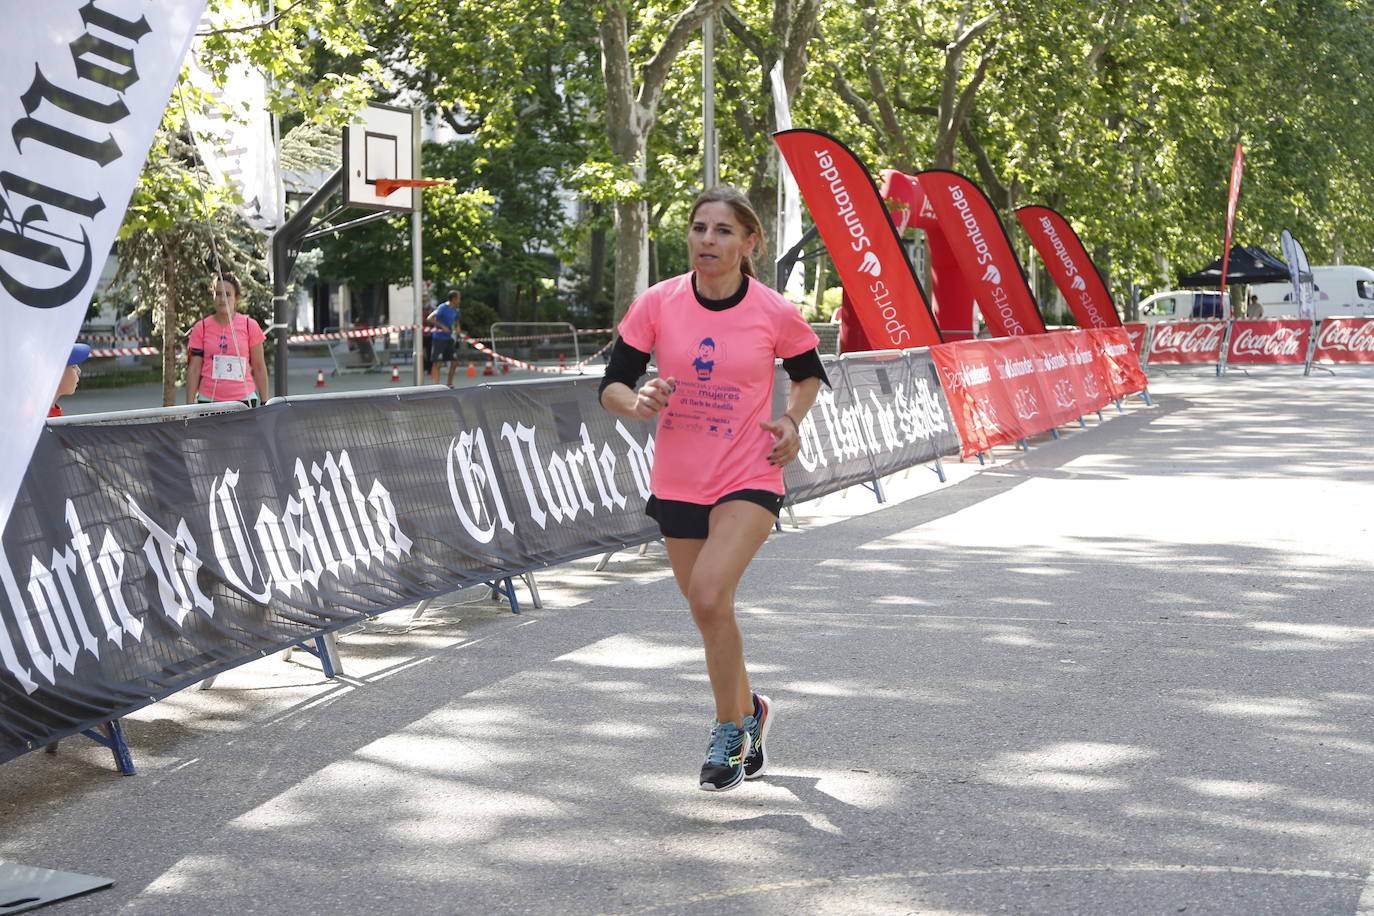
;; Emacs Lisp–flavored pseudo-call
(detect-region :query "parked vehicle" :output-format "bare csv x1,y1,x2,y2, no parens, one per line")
1250,265,1374,318
1136,290,1228,325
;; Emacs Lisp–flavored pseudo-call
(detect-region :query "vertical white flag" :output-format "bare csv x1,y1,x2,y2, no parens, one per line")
184,1,283,234
0,0,208,535
769,62,806,299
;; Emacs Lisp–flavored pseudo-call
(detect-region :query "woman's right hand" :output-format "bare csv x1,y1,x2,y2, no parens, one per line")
633,376,676,420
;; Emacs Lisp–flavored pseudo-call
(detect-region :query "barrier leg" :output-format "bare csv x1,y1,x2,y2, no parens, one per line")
1018,439,1030,450
485,577,521,614
860,477,886,504
521,572,543,609
80,720,135,775
785,504,799,529
292,633,342,678
1139,390,1154,406
1050,428,1061,440
976,452,986,466
1097,411,1105,421
594,550,615,572
929,458,946,483
1078,417,1087,429
1114,400,1124,413
409,597,435,623
198,674,218,691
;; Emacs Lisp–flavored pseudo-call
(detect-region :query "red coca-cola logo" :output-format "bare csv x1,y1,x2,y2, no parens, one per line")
1152,322,1224,353
1231,326,1303,357
1316,319,1374,352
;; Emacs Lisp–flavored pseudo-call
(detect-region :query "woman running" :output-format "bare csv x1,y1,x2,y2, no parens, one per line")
599,187,827,791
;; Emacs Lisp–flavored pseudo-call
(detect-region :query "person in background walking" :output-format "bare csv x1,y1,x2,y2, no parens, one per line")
598,187,827,792
186,273,268,406
426,290,463,386
48,344,91,418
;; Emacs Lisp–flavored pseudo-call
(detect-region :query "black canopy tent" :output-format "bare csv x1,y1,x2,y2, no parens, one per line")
1178,244,1291,286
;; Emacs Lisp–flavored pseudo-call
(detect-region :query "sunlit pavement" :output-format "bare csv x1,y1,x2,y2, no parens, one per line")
4,367,1373,915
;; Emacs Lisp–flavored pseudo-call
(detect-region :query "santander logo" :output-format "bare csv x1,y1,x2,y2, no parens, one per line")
1070,275,1087,291
981,264,1001,285
857,251,882,277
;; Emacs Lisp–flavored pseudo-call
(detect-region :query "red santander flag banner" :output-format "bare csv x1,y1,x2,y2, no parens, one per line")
881,169,978,341
917,170,1046,337
1313,318,1374,363
1219,142,1245,291
1148,320,1228,365
774,129,941,349
1015,206,1121,328
1226,319,1311,365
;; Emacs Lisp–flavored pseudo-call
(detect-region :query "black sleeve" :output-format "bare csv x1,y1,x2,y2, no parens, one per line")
598,338,651,402
781,348,831,387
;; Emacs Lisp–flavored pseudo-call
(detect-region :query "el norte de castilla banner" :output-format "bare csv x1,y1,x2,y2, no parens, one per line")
0,357,959,762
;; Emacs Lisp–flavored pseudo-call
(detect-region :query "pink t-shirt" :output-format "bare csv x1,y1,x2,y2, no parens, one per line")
618,273,819,503
189,312,265,402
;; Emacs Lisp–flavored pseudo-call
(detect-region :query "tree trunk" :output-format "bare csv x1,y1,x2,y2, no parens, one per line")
599,0,730,323
161,237,179,408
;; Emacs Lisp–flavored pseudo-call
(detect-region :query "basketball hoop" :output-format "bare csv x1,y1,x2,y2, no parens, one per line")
375,178,453,197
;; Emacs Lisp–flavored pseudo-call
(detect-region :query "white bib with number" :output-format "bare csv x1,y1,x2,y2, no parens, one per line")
211,354,247,381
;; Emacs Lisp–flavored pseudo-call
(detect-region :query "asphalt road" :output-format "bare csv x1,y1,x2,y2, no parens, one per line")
3,367,1372,915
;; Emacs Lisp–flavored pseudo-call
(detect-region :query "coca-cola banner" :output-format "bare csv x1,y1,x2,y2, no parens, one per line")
1311,318,1374,364
881,170,977,340
930,329,1137,457
1123,322,1149,359
1225,319,1312,365
917,170,1046,338
1016,206,1121,329
1,360,959,762
1147,320,1228,365
774,129,942,349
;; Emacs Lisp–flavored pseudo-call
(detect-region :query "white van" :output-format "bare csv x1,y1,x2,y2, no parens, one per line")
1250,265,1374,318
1136,290,1229,325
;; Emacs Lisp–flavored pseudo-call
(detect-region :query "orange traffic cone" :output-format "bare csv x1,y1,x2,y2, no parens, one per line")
390,365,400,383
501,362,510,374
482,357,494,376
466,361,476,378
315,369,326,387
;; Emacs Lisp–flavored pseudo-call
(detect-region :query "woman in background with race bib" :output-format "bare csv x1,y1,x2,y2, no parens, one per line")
186,273,268,406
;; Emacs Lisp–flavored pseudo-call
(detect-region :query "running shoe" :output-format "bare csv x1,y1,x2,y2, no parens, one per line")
743,692,772,779
699,719,750,791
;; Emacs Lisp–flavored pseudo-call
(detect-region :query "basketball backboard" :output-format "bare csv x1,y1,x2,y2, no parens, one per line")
343,102,416,212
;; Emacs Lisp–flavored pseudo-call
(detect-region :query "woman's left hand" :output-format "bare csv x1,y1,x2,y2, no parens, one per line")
761,414,802,467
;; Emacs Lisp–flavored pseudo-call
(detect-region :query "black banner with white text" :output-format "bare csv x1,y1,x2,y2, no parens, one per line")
1,351,957,762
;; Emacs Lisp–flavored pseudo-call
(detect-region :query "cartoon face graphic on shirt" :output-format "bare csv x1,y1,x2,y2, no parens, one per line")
691,337,719,381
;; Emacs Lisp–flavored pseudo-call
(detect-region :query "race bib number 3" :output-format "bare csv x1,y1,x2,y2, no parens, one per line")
212,354,248,381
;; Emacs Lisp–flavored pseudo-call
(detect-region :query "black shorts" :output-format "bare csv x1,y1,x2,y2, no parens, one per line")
646,489,784,540
430,338,456,363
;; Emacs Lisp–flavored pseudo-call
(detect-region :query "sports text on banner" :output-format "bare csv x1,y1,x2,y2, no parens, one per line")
917,170,1046,337
1016,205,1121,329
881,170,978,341
773,129,942,349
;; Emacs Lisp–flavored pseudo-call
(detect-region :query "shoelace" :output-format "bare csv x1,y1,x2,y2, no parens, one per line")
705,721,748,766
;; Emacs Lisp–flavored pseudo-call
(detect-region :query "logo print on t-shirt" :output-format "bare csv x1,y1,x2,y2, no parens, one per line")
691,337,719,381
